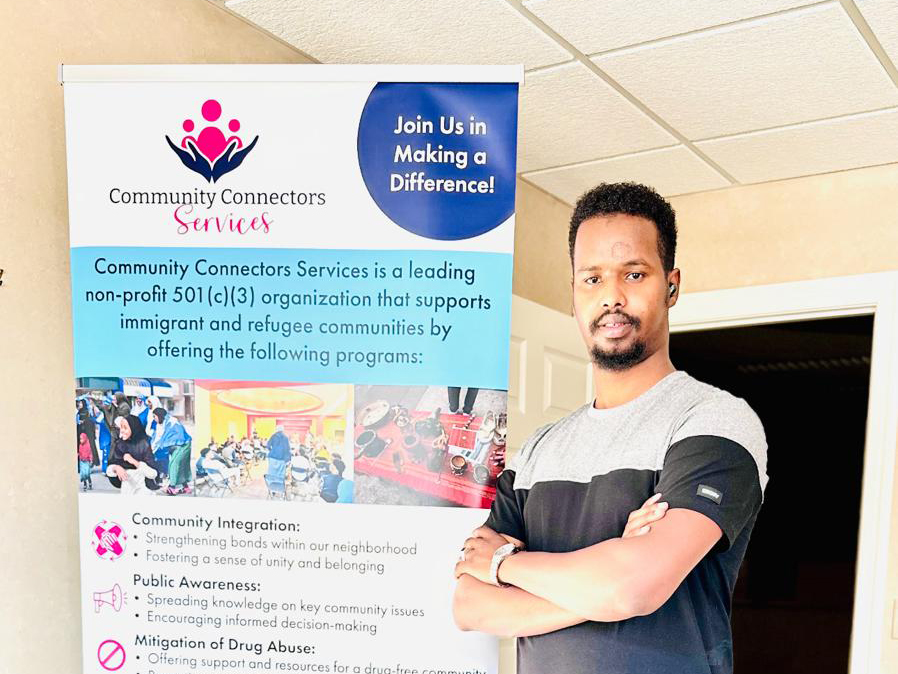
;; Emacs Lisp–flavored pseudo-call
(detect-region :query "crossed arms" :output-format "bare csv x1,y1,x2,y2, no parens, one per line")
452,503,723,638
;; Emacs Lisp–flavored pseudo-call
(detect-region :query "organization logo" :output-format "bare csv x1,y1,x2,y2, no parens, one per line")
165,99,259,183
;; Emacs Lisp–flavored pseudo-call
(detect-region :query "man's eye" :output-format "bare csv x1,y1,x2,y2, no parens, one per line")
585,276,599,284
627,272,644,280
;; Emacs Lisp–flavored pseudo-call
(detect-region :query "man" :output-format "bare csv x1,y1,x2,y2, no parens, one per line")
319,458,345,503
265,425,292,491
452,182,768,674
266,425,292,462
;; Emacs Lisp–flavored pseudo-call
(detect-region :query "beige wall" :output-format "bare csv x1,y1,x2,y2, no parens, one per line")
512,178,575,314
516,162,898,309
670,163,898,292
0,2,312,672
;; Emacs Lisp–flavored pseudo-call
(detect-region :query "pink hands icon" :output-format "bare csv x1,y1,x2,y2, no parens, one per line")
92,521,127,560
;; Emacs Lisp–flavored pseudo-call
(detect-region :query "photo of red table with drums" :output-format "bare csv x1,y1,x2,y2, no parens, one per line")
352,385,508,508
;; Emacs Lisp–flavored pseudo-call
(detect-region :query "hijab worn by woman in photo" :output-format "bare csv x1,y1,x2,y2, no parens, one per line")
145,395,163,436
106,414,160,494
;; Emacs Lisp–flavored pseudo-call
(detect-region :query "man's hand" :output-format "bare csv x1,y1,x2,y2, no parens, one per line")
110,464,129,481
622,492,668,538
454,494,666,587
122,453,140,468
455,526,508,583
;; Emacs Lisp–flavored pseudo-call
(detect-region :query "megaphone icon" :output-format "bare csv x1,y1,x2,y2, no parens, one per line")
93,583,125,613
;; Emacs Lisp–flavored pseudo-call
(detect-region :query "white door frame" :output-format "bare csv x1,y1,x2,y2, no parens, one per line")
671,270,898,674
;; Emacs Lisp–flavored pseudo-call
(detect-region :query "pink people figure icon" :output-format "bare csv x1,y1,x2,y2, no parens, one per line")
166,99,258,183
91,520,127,560
181,99,243,162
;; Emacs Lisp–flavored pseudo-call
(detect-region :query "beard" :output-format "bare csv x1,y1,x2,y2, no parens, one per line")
589,338,647,371
587,312,647,371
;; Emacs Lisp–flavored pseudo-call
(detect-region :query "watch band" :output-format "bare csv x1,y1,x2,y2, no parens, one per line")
489,542,522,587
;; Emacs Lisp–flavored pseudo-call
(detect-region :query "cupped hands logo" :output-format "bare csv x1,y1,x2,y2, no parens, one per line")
165,99,258,183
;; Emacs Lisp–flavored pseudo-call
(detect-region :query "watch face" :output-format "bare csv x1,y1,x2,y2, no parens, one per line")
490,542,521,586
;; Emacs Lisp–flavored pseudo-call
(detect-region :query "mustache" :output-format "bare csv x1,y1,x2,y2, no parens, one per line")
589,313,638,334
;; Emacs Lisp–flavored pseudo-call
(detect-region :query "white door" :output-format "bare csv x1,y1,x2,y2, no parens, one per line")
507,295,593,453
500,294,593,672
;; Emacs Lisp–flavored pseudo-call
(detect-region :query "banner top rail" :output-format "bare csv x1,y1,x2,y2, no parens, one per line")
59,63,524,84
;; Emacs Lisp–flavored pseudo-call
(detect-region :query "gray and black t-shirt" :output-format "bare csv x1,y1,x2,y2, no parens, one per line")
484,369,768,674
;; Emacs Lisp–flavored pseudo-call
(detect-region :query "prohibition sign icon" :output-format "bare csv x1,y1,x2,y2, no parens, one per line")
97,639,126,671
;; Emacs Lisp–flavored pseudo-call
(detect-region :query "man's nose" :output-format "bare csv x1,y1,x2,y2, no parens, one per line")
599,277,626,308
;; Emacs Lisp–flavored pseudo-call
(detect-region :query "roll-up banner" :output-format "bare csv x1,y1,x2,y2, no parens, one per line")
62,64,520,674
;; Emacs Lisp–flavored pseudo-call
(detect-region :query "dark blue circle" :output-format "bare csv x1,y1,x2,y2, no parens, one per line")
357,82,519,241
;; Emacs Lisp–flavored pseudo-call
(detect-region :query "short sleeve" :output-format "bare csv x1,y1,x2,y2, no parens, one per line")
483,469,528,543
656,395,768,554
482,422,553,544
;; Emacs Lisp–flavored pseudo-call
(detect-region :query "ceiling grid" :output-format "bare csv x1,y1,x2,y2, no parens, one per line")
223,0,898,204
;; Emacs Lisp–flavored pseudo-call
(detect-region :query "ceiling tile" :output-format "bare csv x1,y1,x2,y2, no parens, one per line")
517,62,676,172
695,107,898,184
855,0,898,68
227,0,570,69
525,0,814,55
594,4,898,139
522,146,731,203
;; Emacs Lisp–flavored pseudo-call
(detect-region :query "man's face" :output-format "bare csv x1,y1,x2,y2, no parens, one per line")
571,213,676,371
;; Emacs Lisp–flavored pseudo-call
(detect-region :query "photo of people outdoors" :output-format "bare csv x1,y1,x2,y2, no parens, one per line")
352,385,508,507
193,381,353,503
74,377,196,495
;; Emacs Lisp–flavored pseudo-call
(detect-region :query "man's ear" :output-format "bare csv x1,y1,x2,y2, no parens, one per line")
667,268,681,305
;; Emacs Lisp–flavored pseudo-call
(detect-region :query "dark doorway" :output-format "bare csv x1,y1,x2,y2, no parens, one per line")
670,314,873,674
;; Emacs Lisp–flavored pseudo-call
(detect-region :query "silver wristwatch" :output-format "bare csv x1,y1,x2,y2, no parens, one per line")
489,542,523,587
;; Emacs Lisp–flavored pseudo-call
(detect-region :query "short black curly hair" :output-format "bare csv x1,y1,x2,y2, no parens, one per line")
568,182,677,274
